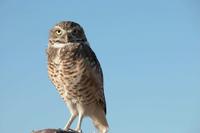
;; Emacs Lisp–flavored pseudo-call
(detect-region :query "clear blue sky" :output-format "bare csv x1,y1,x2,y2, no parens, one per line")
0,0,199,133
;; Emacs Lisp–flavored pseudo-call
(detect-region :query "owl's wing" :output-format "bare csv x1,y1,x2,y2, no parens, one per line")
80,44,107,114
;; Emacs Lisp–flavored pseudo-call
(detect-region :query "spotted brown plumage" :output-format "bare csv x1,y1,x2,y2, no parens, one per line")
46,21,108,133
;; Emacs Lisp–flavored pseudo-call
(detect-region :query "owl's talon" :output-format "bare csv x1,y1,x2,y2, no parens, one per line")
65,128,72,131
76,129,82,133
64,128,78,132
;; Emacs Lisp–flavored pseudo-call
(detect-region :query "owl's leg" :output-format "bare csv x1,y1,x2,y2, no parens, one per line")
64,114,77,130
75,113,84,133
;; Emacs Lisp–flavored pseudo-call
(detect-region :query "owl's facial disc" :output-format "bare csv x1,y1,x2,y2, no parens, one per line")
49,26,68,48
49,21,88,48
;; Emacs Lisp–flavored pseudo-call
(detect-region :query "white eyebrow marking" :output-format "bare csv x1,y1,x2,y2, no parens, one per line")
54,26,61,29
54,26,66,33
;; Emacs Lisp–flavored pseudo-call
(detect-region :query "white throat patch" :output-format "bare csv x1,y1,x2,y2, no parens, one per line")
52,42,68,48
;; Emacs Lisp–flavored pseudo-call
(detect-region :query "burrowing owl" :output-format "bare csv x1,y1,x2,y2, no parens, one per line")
46,21,109,133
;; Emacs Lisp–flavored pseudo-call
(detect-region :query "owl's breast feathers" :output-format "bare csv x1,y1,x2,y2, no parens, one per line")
47,43,106,114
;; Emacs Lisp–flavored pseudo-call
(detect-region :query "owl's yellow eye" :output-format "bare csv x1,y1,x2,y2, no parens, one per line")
56,29,62,35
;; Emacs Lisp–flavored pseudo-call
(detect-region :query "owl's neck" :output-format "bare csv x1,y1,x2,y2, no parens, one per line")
47,41,90,61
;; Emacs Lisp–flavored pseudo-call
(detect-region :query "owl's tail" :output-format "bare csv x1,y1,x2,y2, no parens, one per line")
91,109,109,133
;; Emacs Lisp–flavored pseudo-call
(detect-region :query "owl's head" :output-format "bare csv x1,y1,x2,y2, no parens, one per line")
49,21,87,47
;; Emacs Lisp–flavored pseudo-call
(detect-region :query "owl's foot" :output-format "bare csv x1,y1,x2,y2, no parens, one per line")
64,128,79,133
64,125,73,131
75,128,82,133
63,126,69,131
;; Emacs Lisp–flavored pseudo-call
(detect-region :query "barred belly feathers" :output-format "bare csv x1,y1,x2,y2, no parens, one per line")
46,21,108,133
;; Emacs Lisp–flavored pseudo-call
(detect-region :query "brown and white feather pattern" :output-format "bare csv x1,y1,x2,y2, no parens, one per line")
47,21,108,133
47,42,106,113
